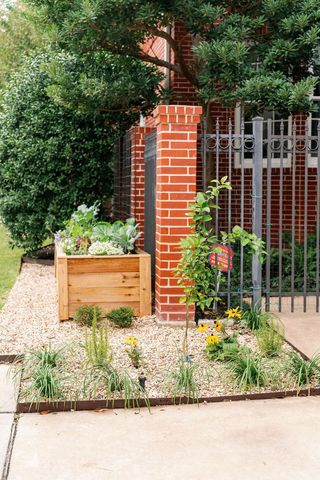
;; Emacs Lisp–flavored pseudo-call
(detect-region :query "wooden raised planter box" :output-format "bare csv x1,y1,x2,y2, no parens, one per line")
55,244,151,321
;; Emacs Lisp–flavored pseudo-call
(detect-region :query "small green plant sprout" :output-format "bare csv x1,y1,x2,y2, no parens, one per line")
229,349,266,390
125,336,143,368
74,305,103,326
289,352,320,388
256,318,284,357
106,306,135,328
242,305,268,330
85,313,112,367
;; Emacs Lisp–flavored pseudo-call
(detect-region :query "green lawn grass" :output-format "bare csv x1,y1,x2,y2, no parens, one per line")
0,223,23,309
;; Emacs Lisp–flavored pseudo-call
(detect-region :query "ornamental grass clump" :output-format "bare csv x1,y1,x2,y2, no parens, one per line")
256,318,284,357
106,307,135,328
171,359,200,404
33,365,61,399
229,349,266,390
289,352,320,387
14,345,64,401
242,305,268,330
74,305,103,327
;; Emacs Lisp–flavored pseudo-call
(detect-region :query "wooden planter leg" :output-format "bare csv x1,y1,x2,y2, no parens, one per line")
57,257,69,321
139,254,151,316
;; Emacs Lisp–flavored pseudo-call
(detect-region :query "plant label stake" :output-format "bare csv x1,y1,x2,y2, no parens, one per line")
208,244,234,272
209,244,234,313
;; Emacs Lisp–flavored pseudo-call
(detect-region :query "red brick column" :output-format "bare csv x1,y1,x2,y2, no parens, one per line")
130,126,152,248
154,105,203,322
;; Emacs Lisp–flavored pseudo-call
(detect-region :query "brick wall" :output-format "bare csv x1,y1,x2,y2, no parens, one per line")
154,105,202,321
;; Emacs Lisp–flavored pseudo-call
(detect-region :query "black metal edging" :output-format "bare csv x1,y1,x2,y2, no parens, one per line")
21,256,54,266
0,355,22,364
16,387,320,413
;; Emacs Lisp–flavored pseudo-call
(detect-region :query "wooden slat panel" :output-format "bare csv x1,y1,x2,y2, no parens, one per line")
67,257,139,274
69,272,140,287
69,302,140,317
68,272,140,288
69,286,140,304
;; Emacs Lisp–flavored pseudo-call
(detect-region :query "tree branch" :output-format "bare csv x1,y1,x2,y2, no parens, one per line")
128,22,200,87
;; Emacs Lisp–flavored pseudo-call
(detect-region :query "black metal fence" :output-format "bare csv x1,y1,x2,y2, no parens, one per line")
144,131,157,282
113,132,132,220
201,116,320,313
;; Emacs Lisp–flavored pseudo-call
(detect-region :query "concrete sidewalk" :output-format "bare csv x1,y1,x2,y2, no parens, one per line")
0,364,18,478
277,311,320,358
7,397,320,480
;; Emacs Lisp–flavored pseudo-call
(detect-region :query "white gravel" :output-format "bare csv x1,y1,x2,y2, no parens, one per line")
0,264,302,401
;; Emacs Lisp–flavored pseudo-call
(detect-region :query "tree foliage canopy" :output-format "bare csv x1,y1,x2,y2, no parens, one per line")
28,0,320,115
0,2,53,95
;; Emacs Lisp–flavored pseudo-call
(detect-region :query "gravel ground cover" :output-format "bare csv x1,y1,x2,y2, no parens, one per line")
0,264,315,402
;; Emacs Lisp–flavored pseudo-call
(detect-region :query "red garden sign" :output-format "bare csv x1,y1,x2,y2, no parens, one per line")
208,244,234,272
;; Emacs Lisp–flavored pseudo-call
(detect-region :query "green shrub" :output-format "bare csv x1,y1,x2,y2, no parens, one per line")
289,352,320,387
0,53,114,253
256,319,284,357
106,307,135,328
74,305,103,326
229,349,266,389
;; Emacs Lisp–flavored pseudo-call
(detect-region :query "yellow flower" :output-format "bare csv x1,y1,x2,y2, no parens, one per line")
125,336,138,347
225,307,242,319
197,323,209,332
214,320,222,332
206,334,219,346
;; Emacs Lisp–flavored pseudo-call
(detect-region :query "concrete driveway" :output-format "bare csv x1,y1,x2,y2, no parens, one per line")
5,397,320,480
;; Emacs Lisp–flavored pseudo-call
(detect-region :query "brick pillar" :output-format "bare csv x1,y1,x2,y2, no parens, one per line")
154,105,203,322
130,126,152,249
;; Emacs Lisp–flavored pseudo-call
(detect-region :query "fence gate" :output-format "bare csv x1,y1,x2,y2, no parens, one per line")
201,116,320,313
144,131,157,283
